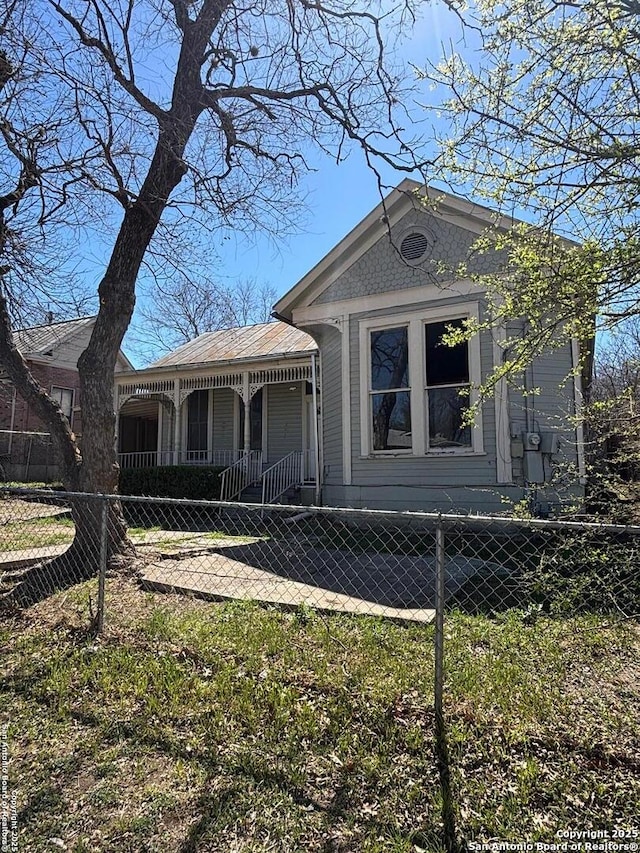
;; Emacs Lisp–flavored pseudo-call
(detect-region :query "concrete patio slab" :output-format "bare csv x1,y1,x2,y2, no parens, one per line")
0,544,69,572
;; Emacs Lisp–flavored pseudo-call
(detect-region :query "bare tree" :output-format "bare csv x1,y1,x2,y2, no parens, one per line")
0,0,427,602
133,275,277,362
417,0,640,409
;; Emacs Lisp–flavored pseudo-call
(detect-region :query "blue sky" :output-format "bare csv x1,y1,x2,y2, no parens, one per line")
122,2,468,366
208,4,465,293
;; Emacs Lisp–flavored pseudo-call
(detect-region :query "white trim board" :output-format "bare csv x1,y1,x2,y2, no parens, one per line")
571,338,587,481
493,326,513,484
341,315,352,486
292,279,484,327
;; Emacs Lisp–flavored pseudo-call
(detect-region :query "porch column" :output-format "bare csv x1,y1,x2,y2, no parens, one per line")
173,379,181,465
311,352,321,505
156,401,163,466
242,372,251,456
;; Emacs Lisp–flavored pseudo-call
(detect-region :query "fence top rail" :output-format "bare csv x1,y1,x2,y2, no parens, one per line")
2,485,640,535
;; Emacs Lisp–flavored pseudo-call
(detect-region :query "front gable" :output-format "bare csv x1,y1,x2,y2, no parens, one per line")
275,179,512,322
310,205,498,309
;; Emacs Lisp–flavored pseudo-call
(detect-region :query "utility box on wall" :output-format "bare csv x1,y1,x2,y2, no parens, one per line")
522,432,542,451
540,432,560,455
523,450,545,483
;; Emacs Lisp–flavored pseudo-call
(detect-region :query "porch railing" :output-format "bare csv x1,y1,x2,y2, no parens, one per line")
118,450,243,470
220,451,263,502
118,450,174,469
177,450,244,467
261,451,304,505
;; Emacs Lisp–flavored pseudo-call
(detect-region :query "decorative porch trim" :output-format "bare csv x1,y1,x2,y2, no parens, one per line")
180,372,244,392
117,390,174,411
118,379,175,398
250,364,311,385
117,366,312,408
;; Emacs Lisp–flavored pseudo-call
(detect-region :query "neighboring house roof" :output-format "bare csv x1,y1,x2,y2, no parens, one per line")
149,321,317,369
13,316,96,357
8,315,134,371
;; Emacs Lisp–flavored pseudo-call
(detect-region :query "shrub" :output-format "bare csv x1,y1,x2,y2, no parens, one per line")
523,530,640,615
119,466,224,500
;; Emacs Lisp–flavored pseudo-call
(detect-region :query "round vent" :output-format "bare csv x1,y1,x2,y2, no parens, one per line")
400,231,429,262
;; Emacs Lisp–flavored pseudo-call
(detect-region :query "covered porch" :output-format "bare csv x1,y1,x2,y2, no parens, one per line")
115,357,321,501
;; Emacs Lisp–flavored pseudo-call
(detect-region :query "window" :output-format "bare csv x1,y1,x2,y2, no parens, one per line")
187,389,209,457
51,387,74,422
360,306,482,457
369,326,411,451
425,320,472,450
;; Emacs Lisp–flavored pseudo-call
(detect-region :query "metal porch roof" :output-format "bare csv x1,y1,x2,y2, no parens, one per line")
149,321,317,369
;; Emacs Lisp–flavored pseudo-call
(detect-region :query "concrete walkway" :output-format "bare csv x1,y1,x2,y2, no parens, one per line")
1,521,496,623
142,561,436,622
139,540,495,623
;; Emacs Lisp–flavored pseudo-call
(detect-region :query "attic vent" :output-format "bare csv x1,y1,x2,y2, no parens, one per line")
400,231,429,262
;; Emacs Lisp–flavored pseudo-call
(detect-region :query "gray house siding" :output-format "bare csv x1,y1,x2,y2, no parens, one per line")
321,484,524,514
211,388,235,453
313,326,343,486
507,341,581,507
160,402,174,454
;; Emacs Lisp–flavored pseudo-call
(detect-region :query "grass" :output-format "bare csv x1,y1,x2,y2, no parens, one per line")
1,579,638,852
0,516,76,553
0,516,261,555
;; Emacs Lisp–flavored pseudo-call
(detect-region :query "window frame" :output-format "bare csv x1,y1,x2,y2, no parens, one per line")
50,386,75,425
368,324,412,454
359,304,483,458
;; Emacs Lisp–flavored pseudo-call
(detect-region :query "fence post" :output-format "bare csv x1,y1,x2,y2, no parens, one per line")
434,516,458,852
95,495,108,636
435,519,445,722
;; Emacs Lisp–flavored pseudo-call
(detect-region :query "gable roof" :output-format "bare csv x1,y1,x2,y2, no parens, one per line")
274,179,521,320
149,321,317,369
13,316,97,356
10,315,134,371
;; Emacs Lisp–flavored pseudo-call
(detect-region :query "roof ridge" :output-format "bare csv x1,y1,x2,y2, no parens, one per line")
14,314,96,333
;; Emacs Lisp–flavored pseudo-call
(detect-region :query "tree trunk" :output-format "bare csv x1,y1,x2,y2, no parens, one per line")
2,1,234,606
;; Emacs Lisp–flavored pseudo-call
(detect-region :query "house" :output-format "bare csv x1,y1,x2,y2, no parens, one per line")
116,180,586,515
0,315,132,481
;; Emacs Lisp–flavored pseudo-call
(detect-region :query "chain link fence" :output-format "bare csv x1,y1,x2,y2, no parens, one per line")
1,485,639,848
2,487,637,623
0,430,59,483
